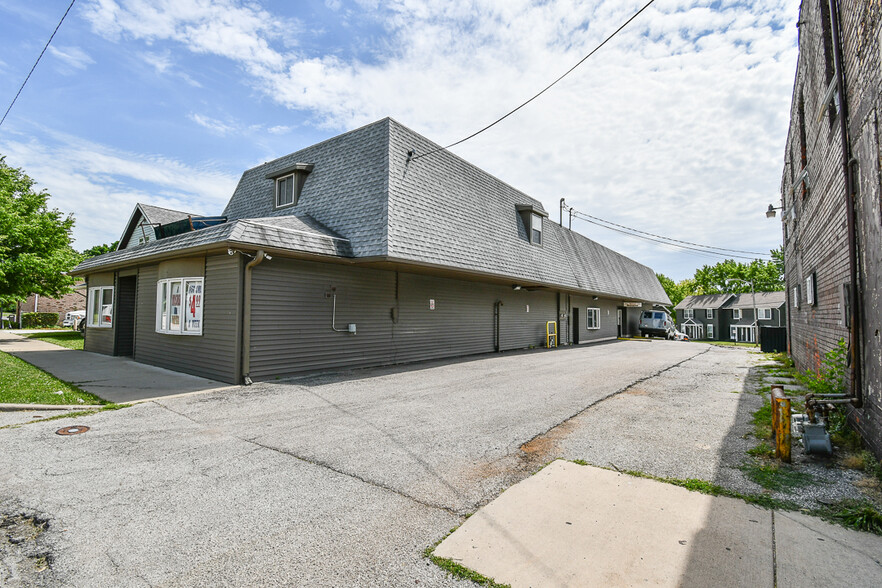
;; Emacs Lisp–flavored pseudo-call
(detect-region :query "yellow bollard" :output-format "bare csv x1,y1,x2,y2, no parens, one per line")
771,385,791,463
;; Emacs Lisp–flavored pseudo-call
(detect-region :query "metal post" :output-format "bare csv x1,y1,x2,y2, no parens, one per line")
771,385,791,463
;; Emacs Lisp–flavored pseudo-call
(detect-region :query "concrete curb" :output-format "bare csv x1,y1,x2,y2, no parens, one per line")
0,404,105,412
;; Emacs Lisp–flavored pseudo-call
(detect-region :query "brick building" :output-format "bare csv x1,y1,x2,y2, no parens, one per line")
780,1,882,456
18,281,87,325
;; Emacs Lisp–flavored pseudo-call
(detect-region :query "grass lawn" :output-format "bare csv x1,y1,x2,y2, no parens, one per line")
0,352,106,405
25,330,84,350
703,340,759,348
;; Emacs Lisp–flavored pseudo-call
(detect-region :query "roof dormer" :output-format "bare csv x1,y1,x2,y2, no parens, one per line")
516,204,549,245
266,163,314,210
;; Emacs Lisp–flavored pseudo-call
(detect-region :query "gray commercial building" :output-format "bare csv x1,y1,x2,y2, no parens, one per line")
72,118,669,384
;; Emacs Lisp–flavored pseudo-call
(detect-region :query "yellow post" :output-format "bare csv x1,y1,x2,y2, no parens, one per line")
546,321,558,348
771,385,791,463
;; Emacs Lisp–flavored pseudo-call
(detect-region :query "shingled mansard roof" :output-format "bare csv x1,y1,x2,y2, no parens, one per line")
74,118,669,305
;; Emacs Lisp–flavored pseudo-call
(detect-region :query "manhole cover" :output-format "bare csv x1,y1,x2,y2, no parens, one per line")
56,426,90,436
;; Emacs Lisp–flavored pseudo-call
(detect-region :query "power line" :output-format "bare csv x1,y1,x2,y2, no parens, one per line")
573,210,770,256
0,0,77,129
410,0,657,161
570,211,766,261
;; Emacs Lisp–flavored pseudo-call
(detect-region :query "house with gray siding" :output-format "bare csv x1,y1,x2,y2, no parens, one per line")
726,292,786,343
676,292,786,342
72,118,670,384
675,294,733,341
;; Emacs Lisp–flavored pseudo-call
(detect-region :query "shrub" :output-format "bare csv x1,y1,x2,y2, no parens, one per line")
20,312,60,328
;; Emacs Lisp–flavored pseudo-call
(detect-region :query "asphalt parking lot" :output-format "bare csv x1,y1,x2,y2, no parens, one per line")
1,340,761,586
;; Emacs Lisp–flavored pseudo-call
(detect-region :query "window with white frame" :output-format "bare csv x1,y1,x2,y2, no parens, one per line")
683,309,694,320
792,285,800,309
732,308,741,320
757,308,772,320
706,324,714,339
276,174,296,208
806,273,816,306
586,307,600,330
87,286,113,328
706,308,714,319
730,326,737,340
531,213,543,245
156,277,204,335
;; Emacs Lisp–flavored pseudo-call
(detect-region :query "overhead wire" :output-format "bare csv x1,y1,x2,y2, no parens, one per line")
569,210,767,261
572,210,770,256
0,0,77,129
410,0,657,161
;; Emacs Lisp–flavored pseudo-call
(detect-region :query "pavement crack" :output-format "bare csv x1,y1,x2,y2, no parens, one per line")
151,401,200,424
518,347,711,463
241,437,462,516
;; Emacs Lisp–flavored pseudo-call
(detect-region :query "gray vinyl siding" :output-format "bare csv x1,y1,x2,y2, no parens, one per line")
247,259,562,380
83,273,115,355
571,295,618,343
134,255,242,383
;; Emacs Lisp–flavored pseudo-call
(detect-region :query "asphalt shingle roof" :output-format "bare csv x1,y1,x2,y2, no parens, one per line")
727,291,786,309
76,118,668,304
675,294,735,310
139,203,197,226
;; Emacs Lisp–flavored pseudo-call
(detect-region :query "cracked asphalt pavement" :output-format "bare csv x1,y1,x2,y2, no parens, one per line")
1,340,761,586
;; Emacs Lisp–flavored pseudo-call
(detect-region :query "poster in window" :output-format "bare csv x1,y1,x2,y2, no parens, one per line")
185,280,203,332
170,281,182,328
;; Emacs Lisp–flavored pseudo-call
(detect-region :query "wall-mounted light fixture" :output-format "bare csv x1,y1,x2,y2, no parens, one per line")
592,296,599,301
512,285,522,291
766,204,784,219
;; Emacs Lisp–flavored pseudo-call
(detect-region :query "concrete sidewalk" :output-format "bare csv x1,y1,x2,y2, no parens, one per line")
435,460,882,587
0,330,233,404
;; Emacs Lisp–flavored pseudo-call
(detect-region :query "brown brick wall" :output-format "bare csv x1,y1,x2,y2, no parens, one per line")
20,284,87,325
781,0,882,457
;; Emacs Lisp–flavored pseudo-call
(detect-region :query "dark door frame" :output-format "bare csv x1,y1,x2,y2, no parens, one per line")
572,307,580,345
114,275,137,357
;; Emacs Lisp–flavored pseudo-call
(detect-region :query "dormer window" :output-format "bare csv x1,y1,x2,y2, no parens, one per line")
277,175,296,207
266,163,314,210
516,204,548,246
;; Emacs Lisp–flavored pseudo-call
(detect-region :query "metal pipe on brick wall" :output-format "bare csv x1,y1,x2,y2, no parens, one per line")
828,0,862,408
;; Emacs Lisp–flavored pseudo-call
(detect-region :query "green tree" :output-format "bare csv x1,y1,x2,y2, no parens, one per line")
0,156,79,306
692,257,784,295
81,241,119,259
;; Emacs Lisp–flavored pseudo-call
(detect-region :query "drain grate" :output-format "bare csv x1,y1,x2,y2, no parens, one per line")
56,426,90,436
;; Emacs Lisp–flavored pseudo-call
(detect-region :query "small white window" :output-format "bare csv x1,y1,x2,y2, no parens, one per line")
730,326,737,340
757,308,772,320
706,308,714,319
706,324,714,339
806,273,816,306
683,309,694,320
87,286,113,328
732,309,741,320
586,307,600,330
276,175,296,208
531,213,543,245
792,285,800,309
156,277,204,335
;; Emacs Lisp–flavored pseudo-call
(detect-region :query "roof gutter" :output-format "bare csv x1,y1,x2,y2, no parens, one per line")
829,0,862,407
242,249,269,385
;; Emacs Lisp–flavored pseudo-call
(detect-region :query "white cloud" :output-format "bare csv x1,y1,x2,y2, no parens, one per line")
188,113,234,135
0,130,238,249
48,46,95,70
78,0,798,278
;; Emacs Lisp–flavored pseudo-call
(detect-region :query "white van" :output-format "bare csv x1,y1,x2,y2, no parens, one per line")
639,310,675,339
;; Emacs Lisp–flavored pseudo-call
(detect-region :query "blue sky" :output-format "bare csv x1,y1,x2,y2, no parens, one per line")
0,0,799,281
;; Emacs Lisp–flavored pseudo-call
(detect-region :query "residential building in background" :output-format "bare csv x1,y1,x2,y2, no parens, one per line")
780,1,881,456
674,292,786,343
72,119,669,384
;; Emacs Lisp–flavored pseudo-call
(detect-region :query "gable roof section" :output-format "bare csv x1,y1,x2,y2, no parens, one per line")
676,294,735,310
118,203,198,249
